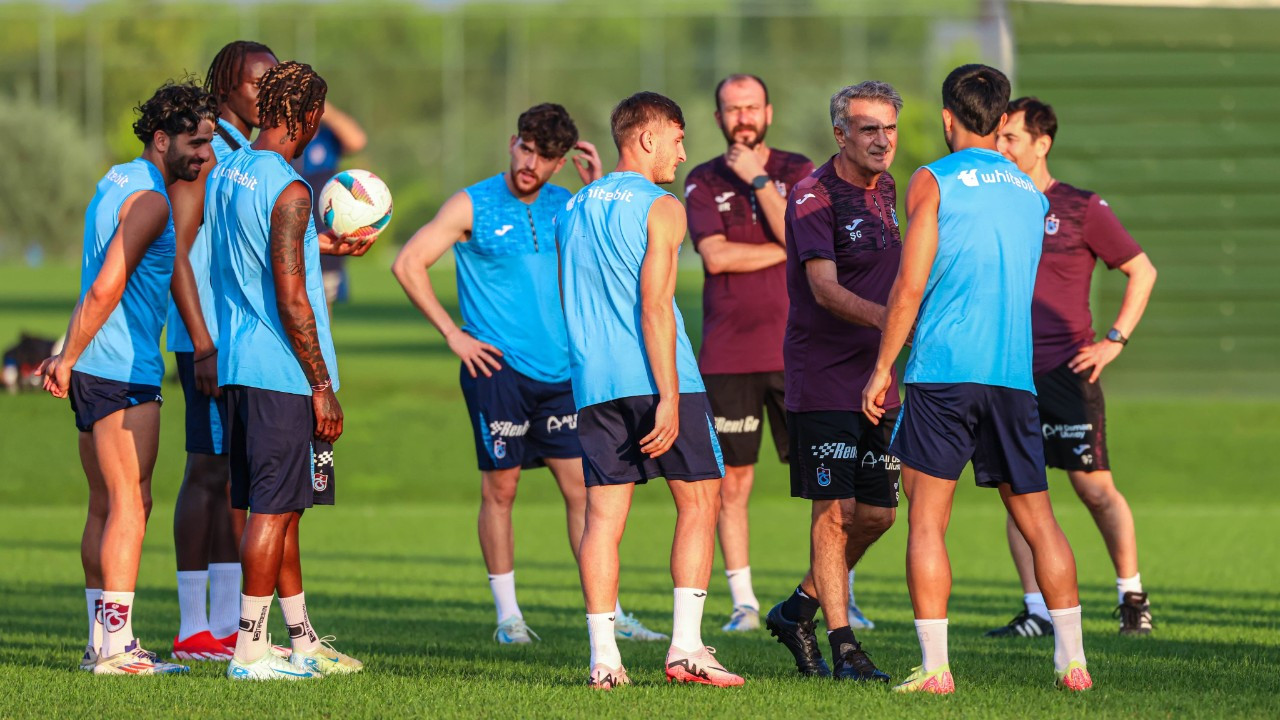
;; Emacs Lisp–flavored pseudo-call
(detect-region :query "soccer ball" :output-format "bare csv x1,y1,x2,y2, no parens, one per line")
320,169,393,241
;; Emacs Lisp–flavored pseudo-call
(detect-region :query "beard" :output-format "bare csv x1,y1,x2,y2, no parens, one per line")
721,122,767,149
167,149,202,182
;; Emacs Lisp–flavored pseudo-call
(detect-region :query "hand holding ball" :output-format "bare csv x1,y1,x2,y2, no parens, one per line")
320,169,393,244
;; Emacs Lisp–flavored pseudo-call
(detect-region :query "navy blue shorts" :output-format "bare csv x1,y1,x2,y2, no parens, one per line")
578,392,725,487
460,363,582,471
69,370,162,432
225,386,335,515
175,352,228,455
891,383,1048,495
789,409,900,506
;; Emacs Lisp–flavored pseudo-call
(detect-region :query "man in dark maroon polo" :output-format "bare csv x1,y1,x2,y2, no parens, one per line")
684,74,813,633
992,96,1159,638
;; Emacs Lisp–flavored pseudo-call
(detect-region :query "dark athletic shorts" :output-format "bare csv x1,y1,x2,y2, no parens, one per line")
460,363,582,471
703,372,789,466
1034,361,1110,472
175,352,228,455
225,386,335,515
69,370,162,432
578,392,725,487
788,409,900,506
891,383,1048,495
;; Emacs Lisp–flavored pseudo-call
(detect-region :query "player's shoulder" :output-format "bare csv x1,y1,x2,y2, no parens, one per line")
463,172,505,198
541,182,572,203
1050,180,1094,202
790,159,830,195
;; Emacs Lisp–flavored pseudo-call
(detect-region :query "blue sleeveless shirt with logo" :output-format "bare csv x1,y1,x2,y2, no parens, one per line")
458,173,572,384
905,148,1048,393
556,171,704,410
207,148,339,396
76,157,175,386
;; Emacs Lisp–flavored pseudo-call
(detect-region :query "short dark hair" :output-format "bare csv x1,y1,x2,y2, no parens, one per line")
714,74,769,111
132,80,218,144
1008,96,1058,145
257,61,328,141
610,92,685,150
517,103,579,158
205,40,275,106
941,64,1011,136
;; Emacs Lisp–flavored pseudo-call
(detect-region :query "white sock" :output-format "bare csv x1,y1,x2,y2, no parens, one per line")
847,569,857,606
614,599,625,617
914,618,949,672
1116,573,1142,604
176,570,210,642
1024,592,1049,620
488,571,521,623
1048,605,1086,671
85,589,103,653
671,587,707,652
587,612,622,668
725,567,759,610
234,594,274,664
101,590,136,657
279,592,321,653
208,563,242,639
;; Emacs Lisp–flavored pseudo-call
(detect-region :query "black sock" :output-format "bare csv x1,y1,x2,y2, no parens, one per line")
779,585,820,623
828,625,857,655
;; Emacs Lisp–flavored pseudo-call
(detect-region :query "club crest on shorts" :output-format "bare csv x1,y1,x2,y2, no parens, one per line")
1045,213,1060,235
816,464,832,487
313,472,328,492
493,437,507,459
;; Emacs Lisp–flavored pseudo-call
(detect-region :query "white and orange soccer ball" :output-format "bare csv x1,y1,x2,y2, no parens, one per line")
320,169,393,241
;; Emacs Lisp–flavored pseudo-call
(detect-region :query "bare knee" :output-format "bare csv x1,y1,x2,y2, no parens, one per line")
850,505,895,538
720,467,753,508
1073,478,1120,514
480,470,520,511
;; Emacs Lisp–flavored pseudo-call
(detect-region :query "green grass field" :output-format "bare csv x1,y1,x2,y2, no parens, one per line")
0,256,1277,718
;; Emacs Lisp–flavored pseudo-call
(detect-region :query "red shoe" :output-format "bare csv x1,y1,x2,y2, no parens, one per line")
217,632,237,654
172,630,234,661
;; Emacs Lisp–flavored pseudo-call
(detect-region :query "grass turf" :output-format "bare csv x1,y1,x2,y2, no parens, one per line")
0,257,1277,718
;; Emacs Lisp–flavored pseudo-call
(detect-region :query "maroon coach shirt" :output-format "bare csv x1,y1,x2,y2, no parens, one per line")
1032,182,1143,375
685,149,814,375
783,157,901,413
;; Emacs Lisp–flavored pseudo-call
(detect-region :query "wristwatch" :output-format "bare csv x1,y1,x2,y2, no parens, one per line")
1105,328,1129,345
751,174,770,190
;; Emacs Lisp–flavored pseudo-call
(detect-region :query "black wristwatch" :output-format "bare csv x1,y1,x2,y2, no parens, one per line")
1105,328,1129,346
751,174,770,190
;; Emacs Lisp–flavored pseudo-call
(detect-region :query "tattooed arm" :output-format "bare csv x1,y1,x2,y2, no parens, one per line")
271,180,343,442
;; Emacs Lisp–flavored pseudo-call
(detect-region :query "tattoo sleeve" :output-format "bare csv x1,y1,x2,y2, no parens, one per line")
270,194,329,387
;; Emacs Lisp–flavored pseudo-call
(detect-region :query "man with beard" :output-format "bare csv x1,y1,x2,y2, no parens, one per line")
39,81,216,675
682,74,816,632
392,104,667,644
762,82,901,682
558,91,741,690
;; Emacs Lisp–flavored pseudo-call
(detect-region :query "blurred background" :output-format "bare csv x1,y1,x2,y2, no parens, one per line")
0,0,1276,398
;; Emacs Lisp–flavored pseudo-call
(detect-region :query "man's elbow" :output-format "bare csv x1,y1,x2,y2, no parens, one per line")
390,251,415,286
701,253,727,275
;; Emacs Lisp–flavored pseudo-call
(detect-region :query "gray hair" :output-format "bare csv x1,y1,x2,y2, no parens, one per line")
830,81,903,132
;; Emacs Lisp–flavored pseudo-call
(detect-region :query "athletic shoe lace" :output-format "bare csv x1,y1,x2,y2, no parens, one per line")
839,641,880,675
494,618,541,642
1113,596,1153,628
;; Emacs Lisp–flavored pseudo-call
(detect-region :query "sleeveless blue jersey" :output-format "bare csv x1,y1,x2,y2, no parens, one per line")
556,171,704,410
207,148,339,396
166,118,250,351
457,174,571,383
904,148,1048,392
75,157,175,386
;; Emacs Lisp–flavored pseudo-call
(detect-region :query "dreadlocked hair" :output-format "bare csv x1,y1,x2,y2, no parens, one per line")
205,40,274,105
132,80,217,144
256,61,328,141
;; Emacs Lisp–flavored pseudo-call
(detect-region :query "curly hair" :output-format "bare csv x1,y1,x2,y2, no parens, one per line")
256,61,328,141
205,40,275,105
517,104,579,158
132,80,218,144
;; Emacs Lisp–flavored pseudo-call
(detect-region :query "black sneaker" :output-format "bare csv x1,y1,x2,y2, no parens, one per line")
831,641,889,682
1115,591,1153,636
765,602,830,677
984,605,1054,638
